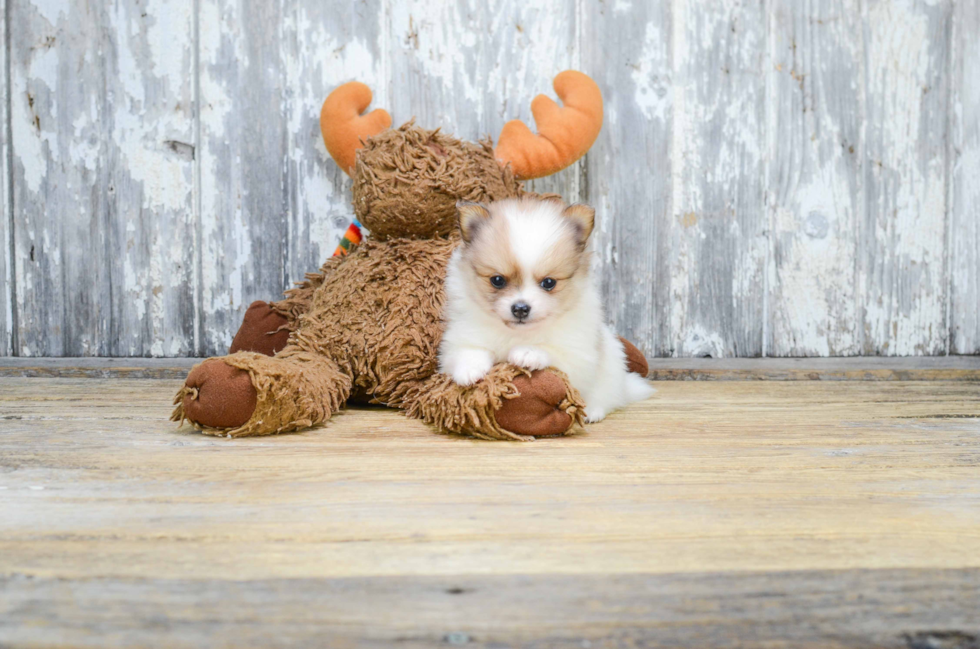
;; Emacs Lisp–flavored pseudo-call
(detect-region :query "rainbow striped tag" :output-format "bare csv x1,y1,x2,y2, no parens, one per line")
333,219,363,256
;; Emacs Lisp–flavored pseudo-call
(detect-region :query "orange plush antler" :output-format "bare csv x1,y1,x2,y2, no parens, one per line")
320,82,392,175
494,71,603,180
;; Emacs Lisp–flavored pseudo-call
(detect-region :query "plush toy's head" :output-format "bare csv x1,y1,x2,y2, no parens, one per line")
320,71,603,241
349,125,523,239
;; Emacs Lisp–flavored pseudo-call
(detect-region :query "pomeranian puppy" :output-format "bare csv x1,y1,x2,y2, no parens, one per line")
439,197,654,423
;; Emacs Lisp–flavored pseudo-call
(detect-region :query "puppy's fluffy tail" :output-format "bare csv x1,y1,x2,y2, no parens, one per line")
625,372,656,403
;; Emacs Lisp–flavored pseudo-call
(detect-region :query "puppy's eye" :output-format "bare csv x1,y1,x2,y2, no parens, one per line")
490,275,507,289
540,277,557,291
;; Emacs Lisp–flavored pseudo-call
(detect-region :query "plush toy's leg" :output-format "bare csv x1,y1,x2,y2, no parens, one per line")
398,364,586,441
229,301,292,355
227,255,348,356
619,337,649,376
172,349,351,437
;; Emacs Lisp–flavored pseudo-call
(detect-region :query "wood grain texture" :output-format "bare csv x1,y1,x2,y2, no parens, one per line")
9,0,197,357
2,378,979,579
767,0,863,356
949,0,980,354
9,0,110,355
1,0,11,356
582,0,671,360
197,0,288,356
2,0,979,359
387,0,576,135
280,0,384,294
385,0,583,203
862,0,951,355
669,0,768,357
2,570,979,648
1,377,979,645
103,0,197,358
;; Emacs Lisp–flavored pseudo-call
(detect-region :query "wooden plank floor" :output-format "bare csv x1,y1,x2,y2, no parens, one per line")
1,375,979,647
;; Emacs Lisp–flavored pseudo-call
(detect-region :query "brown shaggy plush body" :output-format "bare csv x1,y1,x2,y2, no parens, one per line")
174,238,585,440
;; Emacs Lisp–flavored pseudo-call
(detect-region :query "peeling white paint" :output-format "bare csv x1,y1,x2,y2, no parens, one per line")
32,0,65,27
668,0,767,356
11,90,48,194
280,2,385,272
631,21,670,122
680,325,727,359
0,1,9,355
766,0,866,357
4,0,975,357
950,0,980,353
388,1,485,131
11,41,59,195
613,0,633,14
199,0,249,350
862,0,949,355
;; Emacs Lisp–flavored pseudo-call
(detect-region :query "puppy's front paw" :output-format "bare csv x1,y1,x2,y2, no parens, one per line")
584,407,607,423
448,349,494,386
508,346,550,371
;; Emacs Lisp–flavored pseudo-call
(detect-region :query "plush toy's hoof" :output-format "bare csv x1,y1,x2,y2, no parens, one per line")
181,359,257,429
619,337,649,377
229,301,291,356
494,370,574,438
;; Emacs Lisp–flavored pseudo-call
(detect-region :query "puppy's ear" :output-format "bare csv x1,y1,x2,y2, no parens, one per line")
456,201,491,243
562,203,595,243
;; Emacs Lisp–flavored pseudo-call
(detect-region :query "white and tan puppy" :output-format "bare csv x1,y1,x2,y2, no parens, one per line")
439,197,654,423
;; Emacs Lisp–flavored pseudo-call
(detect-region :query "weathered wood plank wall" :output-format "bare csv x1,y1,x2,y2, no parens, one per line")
1,0,977,358
7,0,197,356
768,0,862,357
950,0,980,354
1,0,10,355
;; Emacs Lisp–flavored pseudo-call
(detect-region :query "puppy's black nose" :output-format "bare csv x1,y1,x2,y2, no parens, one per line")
511,302,531,320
